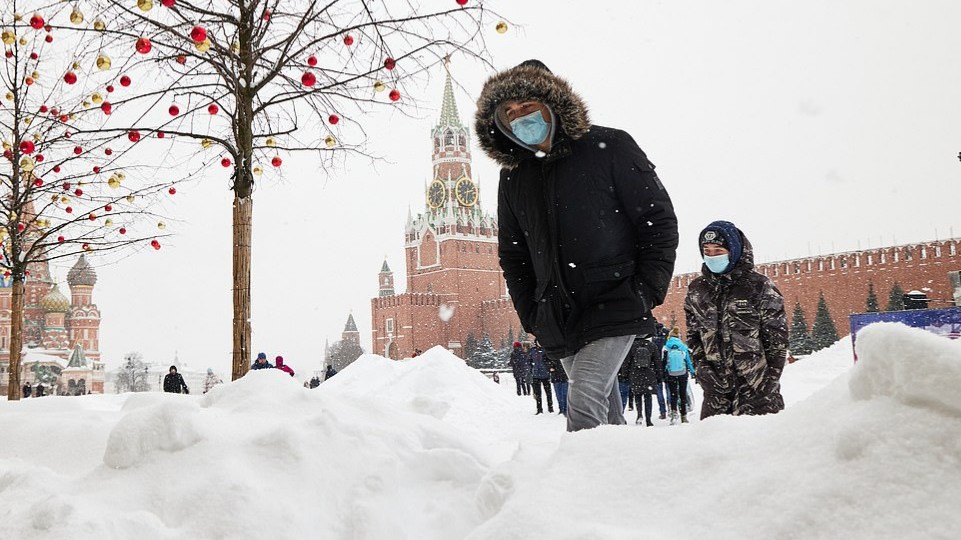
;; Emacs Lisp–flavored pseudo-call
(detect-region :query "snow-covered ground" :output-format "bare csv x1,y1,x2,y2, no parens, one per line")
1,323,959,539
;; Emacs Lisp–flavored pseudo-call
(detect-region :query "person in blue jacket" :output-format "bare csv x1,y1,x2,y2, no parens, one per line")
251,352,273,370
662,327,696,424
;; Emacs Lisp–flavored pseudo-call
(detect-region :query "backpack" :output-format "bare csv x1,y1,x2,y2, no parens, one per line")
634,344,652,370
667,345,687,376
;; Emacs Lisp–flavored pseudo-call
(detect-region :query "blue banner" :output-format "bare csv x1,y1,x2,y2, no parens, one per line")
849,307,961,360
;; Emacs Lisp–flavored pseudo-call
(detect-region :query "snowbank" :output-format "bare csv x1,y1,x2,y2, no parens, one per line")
1,324,958,539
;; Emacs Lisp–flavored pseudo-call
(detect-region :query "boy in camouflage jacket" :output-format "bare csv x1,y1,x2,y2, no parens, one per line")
684,221,788,419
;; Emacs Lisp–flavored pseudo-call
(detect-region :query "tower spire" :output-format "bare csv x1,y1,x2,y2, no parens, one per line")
437,60,462,129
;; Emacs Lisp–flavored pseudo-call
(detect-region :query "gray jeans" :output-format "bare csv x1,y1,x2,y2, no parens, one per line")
560,335,635,432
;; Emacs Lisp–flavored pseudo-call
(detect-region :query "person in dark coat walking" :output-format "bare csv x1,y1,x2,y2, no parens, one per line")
251,352,273,370
652,323,670,419
617,355,632,414
629,337,660,426
476,60,678,432
685,221,789,419
22,384,32,398
529,342,554,414
508,342,530,396
547,354,569,416
163,366,189,394
324,365,337,381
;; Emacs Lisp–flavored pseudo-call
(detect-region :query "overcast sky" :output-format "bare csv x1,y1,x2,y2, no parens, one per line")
66,0,961,376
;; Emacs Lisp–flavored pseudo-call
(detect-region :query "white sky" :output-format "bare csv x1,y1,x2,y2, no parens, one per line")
62,0,961,376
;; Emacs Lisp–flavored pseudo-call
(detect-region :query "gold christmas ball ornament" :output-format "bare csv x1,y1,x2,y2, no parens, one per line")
70,9,84,25
104,218,113,227
61,196,70,204
94,19,106,31
325,135,336,148
4,92,13,101
107,177,121,189
92,92,103,104
137,0,153,12
72,61,81,70
201,138,212,149
1,141,10,151
23,117,32,126
126,195,136,203
252,165,263,176
18,37,27,47
19,157,35,172
195,38,211,53
13,13,22,22
1,31,15,45
69,113,77,121
157,222,166,230
373,80,386,92
30,70,39,80
82,100,91,108
231,41,239,54
265,137,276,147
96,54,112,70
496,21,509,33
116,171,127,181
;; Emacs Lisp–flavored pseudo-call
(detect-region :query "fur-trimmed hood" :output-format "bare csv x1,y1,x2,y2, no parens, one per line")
474,60,591,169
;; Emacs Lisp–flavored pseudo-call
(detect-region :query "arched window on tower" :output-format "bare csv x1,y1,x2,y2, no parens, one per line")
444,129,455,147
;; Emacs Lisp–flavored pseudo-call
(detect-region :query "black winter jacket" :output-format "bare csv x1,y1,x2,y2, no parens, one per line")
163,373,188,394
628,338,659,395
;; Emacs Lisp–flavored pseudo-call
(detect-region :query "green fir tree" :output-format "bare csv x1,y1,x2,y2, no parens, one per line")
886,282,905,311
811,292,840,351
463,332,478,361
789,301,814,355
865,282,880,313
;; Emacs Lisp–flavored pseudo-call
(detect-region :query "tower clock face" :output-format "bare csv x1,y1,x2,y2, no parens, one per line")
427,180,447,209
455,177,478,207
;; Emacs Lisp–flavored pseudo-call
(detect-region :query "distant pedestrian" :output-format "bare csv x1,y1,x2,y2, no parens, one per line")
309,376,321,389
251,352,273,370
275,356,295,377
509,342,528,396
492,372,501,384
547,355,569,416
629,336,659,426
35,383,45,397
685,221,788,419
530,342,554,414
617,355,632,414
22,384,31,398
203,368,223,394
163,366,189,394
324,365,338,381
663,328,695,425
652,323,670,420
412,348,423,358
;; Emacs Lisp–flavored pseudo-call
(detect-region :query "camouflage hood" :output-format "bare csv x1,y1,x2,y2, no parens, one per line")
474,60,591,169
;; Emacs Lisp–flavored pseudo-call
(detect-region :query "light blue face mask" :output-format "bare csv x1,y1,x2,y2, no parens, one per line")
704,254,731,274
510,110,551,146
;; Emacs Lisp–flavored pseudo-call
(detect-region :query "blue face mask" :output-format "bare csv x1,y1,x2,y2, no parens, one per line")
704,254,731,274
510,110,551,146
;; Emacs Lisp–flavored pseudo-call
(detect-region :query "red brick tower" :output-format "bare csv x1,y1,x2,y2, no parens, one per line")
371,66,520,360
66,255,101,363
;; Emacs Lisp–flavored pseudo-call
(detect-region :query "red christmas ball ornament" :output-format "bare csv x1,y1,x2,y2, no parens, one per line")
65,206,73,214
168,104,180,116
105,148,113,156
30,52,38,60
30,14,45,30
190,26,207,43
307,55,317,67
39,105,48,113
208,103,219,115
62,182,71,191
19,141,35,154
151,239,161,250
17,223,25,232
271,156,282,167
59,115,69,123
343,34,354,46
75,189,83,196
119,227,127,235
88,213,97,221
135,37,152,54
128,130,141,143
93,166,101,173
4,50,11,59
101,102,112,115
65,132,73,139
168,187,176,195
2,150,11,159
33,178,43,187
262,9,271,21
176,54,187,65
301,72,316,87
25,77,35,86
35,154,44,162
120,75,132,87
53,165,61,173
57,236,65,243
73,146,82,155
106,85,115,93
384,57,396,70
105,204,113,212
157,131,165,139
328,114,339,125
82,243,90,251
389,89,401,102
162,0,176,6
456,0,468,5
221,157,231,167
63,71,78,84
45,35,53,44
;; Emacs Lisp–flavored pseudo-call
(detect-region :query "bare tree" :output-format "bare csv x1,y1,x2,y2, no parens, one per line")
2,2,179,399
114,351,150,392
88,0,498,379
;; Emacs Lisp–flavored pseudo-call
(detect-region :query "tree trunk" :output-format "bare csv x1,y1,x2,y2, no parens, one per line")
232,195,252,380
7,278,24,400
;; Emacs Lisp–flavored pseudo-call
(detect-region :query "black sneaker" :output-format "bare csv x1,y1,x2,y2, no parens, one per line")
659,413,666,420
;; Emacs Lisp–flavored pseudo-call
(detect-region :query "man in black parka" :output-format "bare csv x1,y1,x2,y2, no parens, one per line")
475,60,679,431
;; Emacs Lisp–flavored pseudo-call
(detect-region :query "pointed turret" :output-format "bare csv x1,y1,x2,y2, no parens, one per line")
378,258,395,297
436,64,462,129
342,313,361,346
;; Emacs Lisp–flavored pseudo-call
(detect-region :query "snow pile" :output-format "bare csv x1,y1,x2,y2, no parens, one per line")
2,324,960,539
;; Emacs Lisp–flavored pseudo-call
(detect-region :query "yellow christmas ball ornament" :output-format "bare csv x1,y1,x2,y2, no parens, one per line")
201,138,212,149
126,195,136,203
496,21,509,34
195,38,211,53
107,177,121,189
1,141,10,151
4,92,12,101
116,171,127,181
82,100,91,108
96,54,111,70
373,80,386,92
94,19,106,31
137,0,153,12
19,157,35,172
30,70,39,80
1,31,15,45
13,13,22,22
325,135,336,148
231,41,239,54
157,222,166,230
91,92,103,105
23,117,32,126
104,218,113,227
252,165,263,176
70,9,84,25
265,137,276,147
61,196,70,204
69,113,77,121
72,61,81,70
18,37,27,47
